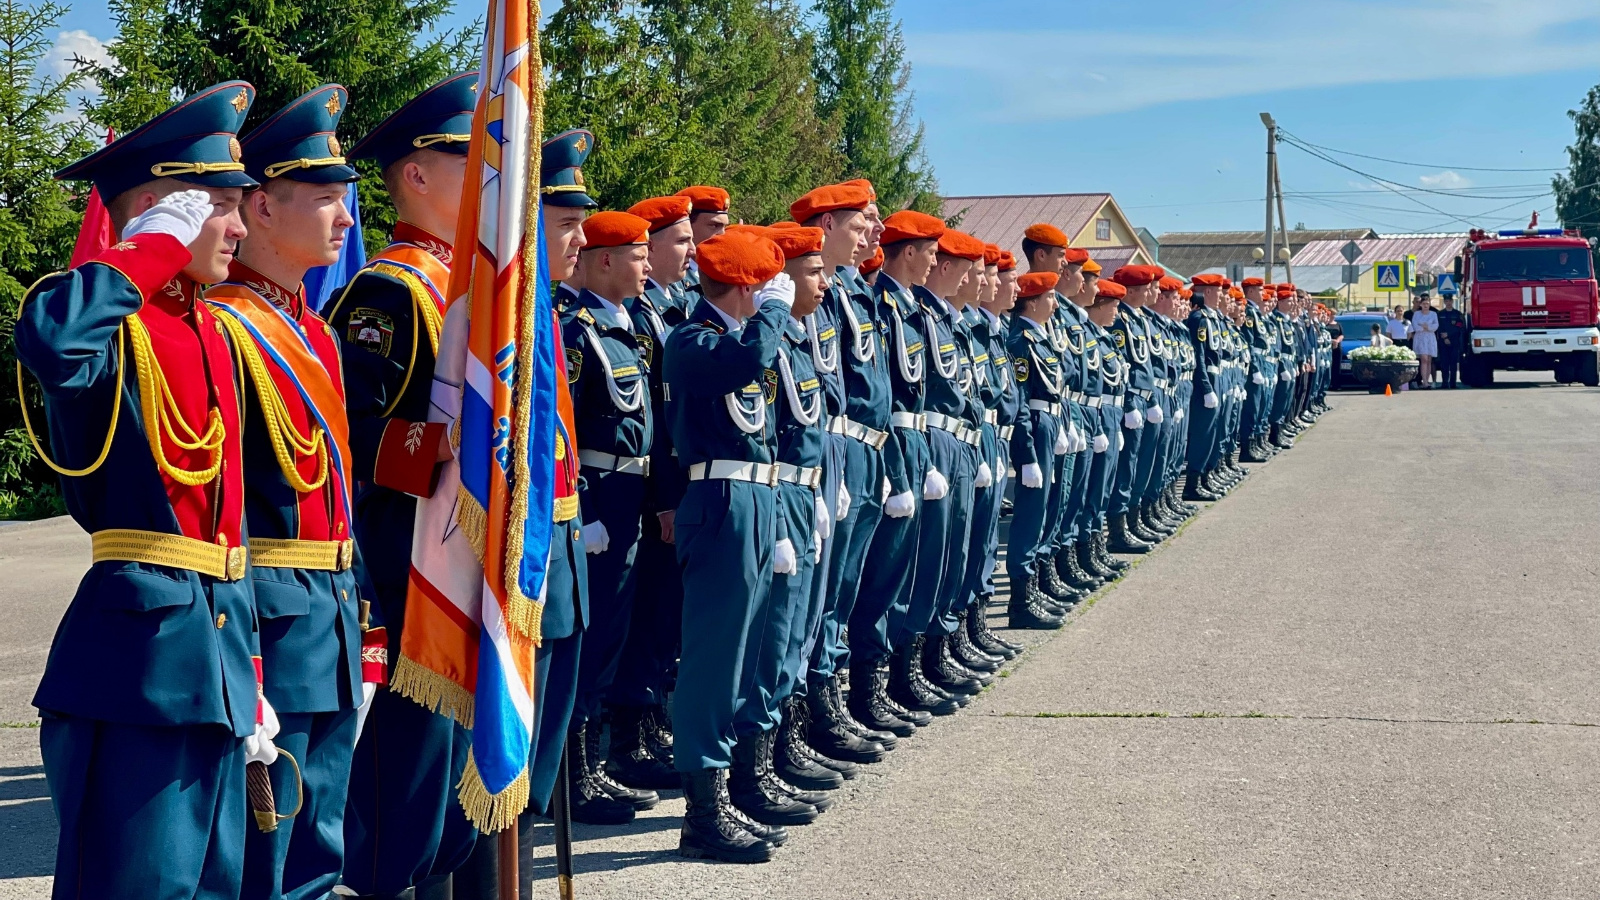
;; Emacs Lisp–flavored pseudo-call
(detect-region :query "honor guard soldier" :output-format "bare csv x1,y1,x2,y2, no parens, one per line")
1268,285,1298,449
1184,274,1229,500
1155,276,1197,527
1238,278,1279,463
325,71,482,900
664,228,799,862
560,210,661,824
1051,246,1109,597
674,184,731,293
1081,269,1134,580
17,82,265,900
605,194,698,793
1106,265,1162,553
212,84,384,900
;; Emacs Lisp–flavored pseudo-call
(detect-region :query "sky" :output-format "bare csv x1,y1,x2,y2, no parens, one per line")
45,0,1600,237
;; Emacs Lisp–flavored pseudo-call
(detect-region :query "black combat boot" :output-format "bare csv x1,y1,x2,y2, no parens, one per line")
1095,529,1131,571
922,634,984,695
1240,436,1269,463
847,657,917,738
773,696,846,790
1167,484,1196,518
717,764,788,847
968,596,1022,658
828,674,897,748
1057,545,1102,591
1271,424,1294,450
951,610,1004,672
1078,536,1116,581
890,638,964,713
757,729,832,812
729,734,819,826
788,695,860,781
1039,556,1085,606
1151,497,1183,530
679,768,774,864
566,721,635,825
1109,514,1152,554
876,659,933,726
936,627,996,686
588,719,658,811
804,677,887,764
1134,505,1169,541
606,705,679,791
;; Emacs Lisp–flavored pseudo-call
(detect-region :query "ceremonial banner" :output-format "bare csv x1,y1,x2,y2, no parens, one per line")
390,0,553,832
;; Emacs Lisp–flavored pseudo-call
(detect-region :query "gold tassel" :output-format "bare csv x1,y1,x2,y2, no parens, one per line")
506,593,544,646
454,486,489,565
389,654,476,728
457,751,531,833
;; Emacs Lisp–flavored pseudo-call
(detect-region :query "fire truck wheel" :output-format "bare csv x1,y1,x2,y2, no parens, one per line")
1578,352,1599,388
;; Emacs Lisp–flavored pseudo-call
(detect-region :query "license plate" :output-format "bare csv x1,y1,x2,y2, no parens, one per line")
1340,361,1352,370
1522,338,1551,346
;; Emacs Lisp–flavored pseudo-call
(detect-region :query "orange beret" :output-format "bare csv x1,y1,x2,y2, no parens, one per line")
695,230,785,286
983,243,1003,267
790,183,871,223
767,225,824,260
1241,277,1264,288
767,220,801,230
1229,287,1245,299
675,185,730,213
1190,273,1227,287
1180,288,1193,300
860,246,884,274
1276,286,1295,297
937,229,986,261
1158,276,1184,292
1081,258,1102,275
1282,283,1297,292
1023,223,1070,248
1064,247,1090,265
1096,280,1127,300
880,210,945,245
581,211,651,249
1111,265,1159,287
841,178,877,202
1017,272,1059,298
627,195,693,233
997,250,1017,272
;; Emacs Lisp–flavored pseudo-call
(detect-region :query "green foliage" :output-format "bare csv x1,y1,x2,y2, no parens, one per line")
0,0,93,519
1554,84,1600,269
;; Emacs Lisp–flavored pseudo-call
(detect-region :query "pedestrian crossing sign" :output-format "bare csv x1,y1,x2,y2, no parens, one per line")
1436,273,1458,295
1375,261,1405,292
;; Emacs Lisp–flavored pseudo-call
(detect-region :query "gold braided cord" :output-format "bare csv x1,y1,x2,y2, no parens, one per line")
126,316,225,486
214,311,329,493
17,324,125,478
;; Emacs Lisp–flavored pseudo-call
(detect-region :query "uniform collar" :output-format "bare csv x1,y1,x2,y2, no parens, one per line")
392,221,454,266
578,289,631,332
227,259,304,317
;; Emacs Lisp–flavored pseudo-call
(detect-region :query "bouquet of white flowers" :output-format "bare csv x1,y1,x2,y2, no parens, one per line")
1348,344,1418,362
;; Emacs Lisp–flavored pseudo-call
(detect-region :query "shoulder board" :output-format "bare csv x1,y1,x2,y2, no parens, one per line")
1025,331,1040,342
576,307,596,326
700,318,725,335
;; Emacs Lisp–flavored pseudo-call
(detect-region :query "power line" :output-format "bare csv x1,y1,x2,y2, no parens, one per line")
1276,131,1566,173
1280,136,1559,201
1277,137,1473,225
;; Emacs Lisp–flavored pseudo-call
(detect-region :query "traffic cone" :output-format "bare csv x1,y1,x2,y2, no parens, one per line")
1384,384,1393,397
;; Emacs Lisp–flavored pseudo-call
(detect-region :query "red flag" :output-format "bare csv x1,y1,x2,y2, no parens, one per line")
69,128,114,267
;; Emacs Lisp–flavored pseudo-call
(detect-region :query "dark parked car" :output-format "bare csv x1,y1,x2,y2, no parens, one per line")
1334,313,1388,389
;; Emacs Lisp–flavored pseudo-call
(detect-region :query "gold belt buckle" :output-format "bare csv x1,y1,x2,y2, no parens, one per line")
338,539,354,571
226,545,249,581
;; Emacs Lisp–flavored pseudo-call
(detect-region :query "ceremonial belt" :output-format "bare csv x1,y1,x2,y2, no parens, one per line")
889,411,927,432
92,529,248,582
687,460,780,487
1069,391,1087,404
1086,396,1103,408
249,537,354,571
578,449,651,477
1206,366,1221,375
1108,392,1124,406
997,425,1015,441
924,411,981,447
776,463,823,489
1027,400,1061,416
983,409,998,426
829,415,889,451
1155,378,1169,390
1132,389,1153,400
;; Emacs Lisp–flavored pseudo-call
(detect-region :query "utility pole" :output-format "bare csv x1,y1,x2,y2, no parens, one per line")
1261,112,1277,284
1275,152,1294,284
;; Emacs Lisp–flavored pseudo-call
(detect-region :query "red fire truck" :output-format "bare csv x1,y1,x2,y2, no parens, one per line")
1457,220,1600,387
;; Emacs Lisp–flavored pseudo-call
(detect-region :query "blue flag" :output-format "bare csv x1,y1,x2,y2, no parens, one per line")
304,184,366,313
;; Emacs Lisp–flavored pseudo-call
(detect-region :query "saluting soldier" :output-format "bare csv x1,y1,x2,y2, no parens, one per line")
324,71,483,900
212,84,384,900
17,82,265,900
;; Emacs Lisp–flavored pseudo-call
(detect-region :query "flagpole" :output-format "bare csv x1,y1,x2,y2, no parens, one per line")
497,820,519,900
553,743,576,899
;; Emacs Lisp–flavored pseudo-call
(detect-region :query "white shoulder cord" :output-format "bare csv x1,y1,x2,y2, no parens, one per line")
777,345,822,426
581,322,646,413
806,311,839,374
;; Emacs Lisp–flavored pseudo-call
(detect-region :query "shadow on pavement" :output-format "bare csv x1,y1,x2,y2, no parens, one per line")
0,795,55,879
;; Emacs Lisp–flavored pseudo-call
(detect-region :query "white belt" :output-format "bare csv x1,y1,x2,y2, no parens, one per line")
578,449,651,477
1155,378,1169,390
983,409,998,426
998,425,1015,441
1132,388,1153,400
1027,399,1061,416
925,411,963,434
687,460,779,487
890,411,927,431
776,463,822,489
830,415,889,451
1086,396,1103,408
1205,366,1221,375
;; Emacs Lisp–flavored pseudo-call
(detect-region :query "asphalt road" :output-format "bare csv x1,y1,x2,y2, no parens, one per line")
3,375,1598,898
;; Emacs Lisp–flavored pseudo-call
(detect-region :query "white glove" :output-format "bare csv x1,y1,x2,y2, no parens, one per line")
754,272,796,309
1093,433,1110,453
1174,408,1185,423
1073,422,1088,452
121,189,213,247
974,461,993,488
1124,409,1144,430
1020,462,1044,489
923,467,948,500
1116,431,1125,452
1203,391,1219,409
354,682,377,741
1053,425,1069,455
884,490,915,518
881,477,891,504
1252,372,1267,385
774,538,797,575
815,495,833,541
245,697,281,766
1146,404,1165,425
836,482,851,521
582,520,609,555
812,532,823,563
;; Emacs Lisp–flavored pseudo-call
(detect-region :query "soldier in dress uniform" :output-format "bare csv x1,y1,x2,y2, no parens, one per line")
323,71,483,900
1106,265,1163,552
214,84,385,900
1268,286,1299,449
1238,278,1279,463
17,81,265,900
1067,260,1126,582
1184,274,1229,501
1052,247,1111,595
674,185,731,292
663,228,798,862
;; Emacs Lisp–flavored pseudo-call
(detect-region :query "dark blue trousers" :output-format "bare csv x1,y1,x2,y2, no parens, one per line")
609,506,681,710
851,428,928,666
526,631,582,815
242,709,358,900
744,482,817,734
1112,398,1147,515
812,436,883,680
572,470,645,725
1005,410,1061,584
797,436,845,693
963,423,1007,604
924,431,976,638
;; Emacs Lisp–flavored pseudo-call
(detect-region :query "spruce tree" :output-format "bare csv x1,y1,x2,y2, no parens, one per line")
1554,84,1600,269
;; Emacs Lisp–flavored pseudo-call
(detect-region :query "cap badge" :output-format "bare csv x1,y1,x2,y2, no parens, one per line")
230,89,249,114
574,136,587,153
328,135,341,155
229,137,243,162
573,169,585,186
325,93,342,116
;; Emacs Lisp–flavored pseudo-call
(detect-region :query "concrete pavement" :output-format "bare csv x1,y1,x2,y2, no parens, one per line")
3,376,1598,897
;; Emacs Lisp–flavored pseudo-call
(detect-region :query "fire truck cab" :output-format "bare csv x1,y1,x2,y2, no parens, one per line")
1457,223,1600,387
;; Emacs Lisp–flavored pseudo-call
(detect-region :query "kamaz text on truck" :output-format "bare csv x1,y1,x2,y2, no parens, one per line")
1456,221,1600,387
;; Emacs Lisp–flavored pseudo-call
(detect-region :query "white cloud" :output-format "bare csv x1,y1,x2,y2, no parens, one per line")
1418,171,1473,189
907,0,1600,122
46,30,111,78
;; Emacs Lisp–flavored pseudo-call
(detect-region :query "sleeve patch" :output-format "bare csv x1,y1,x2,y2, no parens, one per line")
1015,357,1029,382
346,308,395,355
565,347,582,384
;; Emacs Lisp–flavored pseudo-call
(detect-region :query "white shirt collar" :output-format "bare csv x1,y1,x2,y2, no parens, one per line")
708,301,743,335
595,294,633,332
1020,314,1047,331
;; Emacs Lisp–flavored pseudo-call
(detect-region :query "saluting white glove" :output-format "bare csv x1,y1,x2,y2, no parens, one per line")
814,495,833,541
1252,372,1267,385
1146,404,1165,425
1124,408,1144,430
754,272,796,310
245,697,281,766
1020,462,1044,489
1093,433,1110,453
923,467,948,500
121,189,213,248
884,490,915,518
1203,391,1219,409
354,682,378,741
974,461,993,488
582,520,610,555
773,538,797,575
836,482,851,521
1053,425,1069,456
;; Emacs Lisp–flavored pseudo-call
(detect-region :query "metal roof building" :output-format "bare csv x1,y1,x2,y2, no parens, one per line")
1156,228,1378,277
940,193,1158,269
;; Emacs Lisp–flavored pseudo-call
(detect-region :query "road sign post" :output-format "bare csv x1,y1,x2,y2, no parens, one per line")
1340,240,1362,264
1374,261,1405,293
1436,272,1458,295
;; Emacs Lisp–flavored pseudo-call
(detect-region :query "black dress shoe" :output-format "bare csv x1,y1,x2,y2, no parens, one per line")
679,769,774,863
606,704,679,791
805,679,887,763
729,734,819,826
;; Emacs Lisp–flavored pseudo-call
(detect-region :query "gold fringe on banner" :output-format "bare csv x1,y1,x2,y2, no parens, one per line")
389,654,475,727
457,751,531,833
454,486,489,565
